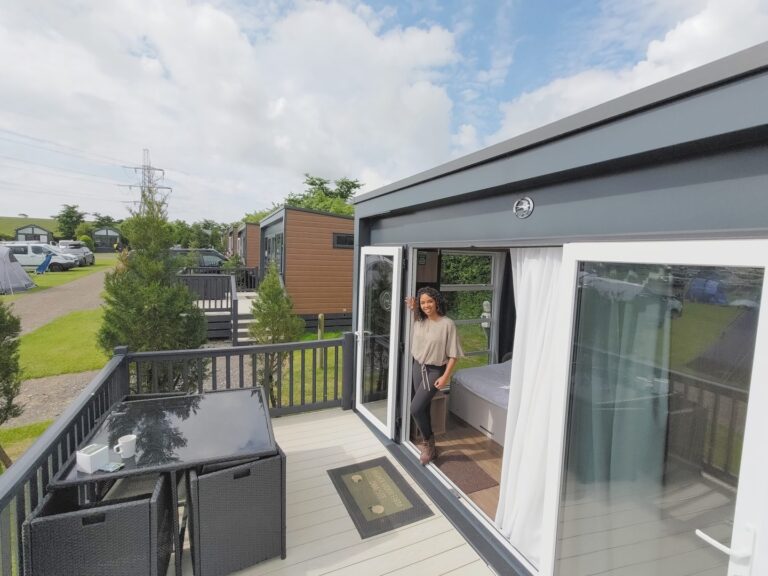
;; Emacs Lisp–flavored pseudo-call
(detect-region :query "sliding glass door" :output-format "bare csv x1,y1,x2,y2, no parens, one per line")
543,240,768,576
355,246,403,438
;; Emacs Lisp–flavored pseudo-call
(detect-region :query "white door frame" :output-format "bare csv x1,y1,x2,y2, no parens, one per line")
540,239,768,576
355,246,403,439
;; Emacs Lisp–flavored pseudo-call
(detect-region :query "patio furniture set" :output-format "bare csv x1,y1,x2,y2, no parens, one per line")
22,387,286,576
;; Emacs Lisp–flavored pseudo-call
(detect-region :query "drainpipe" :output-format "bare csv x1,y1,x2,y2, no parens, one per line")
341,331,355,410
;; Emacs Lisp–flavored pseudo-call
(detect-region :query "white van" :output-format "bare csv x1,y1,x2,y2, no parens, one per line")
2,242,79,271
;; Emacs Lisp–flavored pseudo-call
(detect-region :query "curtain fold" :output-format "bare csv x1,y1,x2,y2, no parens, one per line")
495,247,563,568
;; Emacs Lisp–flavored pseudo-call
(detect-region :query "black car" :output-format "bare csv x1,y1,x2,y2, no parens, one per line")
170,248,228,269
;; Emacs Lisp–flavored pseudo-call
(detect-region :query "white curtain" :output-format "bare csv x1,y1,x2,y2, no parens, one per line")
495,247,563,568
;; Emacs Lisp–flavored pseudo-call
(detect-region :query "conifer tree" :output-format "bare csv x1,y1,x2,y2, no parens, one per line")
98,187,206,391
0,301,22,467
249,263,305,405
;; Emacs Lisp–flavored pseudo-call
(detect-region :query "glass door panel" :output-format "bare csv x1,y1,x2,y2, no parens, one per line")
546,241,768,576
356,247,402,438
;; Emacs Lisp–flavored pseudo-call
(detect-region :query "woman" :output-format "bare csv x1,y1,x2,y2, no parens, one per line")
406,287,463,465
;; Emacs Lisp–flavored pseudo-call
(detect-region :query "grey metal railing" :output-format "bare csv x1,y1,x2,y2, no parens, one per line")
126,340,345,416
176,273,232,312
0,351,130,575
0,336,353,574
669,371,748,485
183,267,259,291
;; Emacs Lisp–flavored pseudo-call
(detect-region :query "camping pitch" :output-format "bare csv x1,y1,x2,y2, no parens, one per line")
0,246,35,294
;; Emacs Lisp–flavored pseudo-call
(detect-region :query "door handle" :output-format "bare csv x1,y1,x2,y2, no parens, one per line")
695,525,754,575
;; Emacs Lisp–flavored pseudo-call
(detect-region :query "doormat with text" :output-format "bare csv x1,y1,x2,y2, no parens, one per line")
327,457,433,539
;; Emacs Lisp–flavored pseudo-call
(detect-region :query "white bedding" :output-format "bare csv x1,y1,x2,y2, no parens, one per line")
449,360,512,445
451,360,512,409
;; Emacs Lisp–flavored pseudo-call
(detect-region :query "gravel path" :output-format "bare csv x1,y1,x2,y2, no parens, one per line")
3,370,100,428
9,268,109,335
2,269,111,429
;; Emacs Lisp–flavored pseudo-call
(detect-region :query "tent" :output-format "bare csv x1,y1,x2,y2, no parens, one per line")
0,246,35,294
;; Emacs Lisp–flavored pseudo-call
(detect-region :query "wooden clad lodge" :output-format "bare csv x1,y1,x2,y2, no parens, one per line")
260,206,354,328
228,221,260,268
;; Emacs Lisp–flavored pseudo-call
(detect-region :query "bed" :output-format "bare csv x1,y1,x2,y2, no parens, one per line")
449,360,512,446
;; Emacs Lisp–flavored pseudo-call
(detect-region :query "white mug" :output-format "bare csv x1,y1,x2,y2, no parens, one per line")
113,434,137,459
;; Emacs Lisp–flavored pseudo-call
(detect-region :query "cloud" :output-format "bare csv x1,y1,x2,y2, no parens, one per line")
490,0,768,142
0,0,457,221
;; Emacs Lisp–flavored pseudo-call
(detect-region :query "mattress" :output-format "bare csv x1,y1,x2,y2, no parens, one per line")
449,360,512,445
451,360,512,409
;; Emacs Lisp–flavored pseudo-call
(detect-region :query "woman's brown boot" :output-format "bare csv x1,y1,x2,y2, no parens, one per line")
420,436,437,465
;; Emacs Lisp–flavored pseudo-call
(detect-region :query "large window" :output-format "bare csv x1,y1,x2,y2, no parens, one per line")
555,261,763,575
264,232,284,275
439,252,497,370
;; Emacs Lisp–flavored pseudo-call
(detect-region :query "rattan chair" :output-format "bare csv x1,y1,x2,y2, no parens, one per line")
23,474,173,576
188,448,286,576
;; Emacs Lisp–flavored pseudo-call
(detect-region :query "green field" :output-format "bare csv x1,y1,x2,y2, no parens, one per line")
19,309,109,379
0,253,118,303
0,216,61,238
0,421,53,471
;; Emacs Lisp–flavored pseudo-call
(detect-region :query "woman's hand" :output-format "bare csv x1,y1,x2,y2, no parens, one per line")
434,375,449,390
405,296,415,311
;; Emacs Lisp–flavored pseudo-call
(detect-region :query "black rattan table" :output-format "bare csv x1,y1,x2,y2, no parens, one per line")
47,387,283,576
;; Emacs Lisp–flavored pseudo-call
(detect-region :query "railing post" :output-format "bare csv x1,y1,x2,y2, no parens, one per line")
342,332,355,410
113,346,130,397
232,278,239,347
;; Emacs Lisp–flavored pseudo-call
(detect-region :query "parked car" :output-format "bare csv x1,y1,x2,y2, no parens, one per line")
1,242,78,271
170,248,228,269
56,240,95,266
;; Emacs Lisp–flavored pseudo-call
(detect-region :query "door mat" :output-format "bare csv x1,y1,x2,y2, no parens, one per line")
327,457,433,539
436,452,499,494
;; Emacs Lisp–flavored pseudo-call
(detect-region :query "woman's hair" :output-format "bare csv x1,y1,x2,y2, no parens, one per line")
414,286,447,321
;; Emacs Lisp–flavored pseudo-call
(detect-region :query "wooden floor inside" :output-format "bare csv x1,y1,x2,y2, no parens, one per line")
433,415,503,519
177,408,495,576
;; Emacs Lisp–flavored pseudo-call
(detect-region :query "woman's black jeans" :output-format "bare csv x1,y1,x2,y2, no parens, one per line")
410,359,445,439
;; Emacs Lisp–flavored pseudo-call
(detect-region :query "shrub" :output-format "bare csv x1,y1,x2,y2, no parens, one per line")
98,187,207,392
78,234,95,251
0,301,22,466
249,263,305,405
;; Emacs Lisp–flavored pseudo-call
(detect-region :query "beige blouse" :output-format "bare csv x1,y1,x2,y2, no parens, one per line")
411,315,463,366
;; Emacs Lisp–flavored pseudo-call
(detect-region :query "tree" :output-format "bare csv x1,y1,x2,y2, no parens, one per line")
249,263,305,406
0,301,23,468
53,204,86,240
78,234,95,251
244,206,279,224
98,186,206,391
244,174,362,222
92,213,120,229
75,222,94,239
283,174,361,216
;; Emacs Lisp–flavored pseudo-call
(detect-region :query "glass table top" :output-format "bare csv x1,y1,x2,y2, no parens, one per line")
53,387,278,486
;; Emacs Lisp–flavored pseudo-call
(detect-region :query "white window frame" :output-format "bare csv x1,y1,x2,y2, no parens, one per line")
539,239,768,576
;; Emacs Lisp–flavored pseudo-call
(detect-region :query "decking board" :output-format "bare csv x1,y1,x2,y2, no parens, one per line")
175,408,494,576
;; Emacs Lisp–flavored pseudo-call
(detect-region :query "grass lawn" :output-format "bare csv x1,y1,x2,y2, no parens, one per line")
0,216,60,238
669,302,742,371
19,308,109,379
0,253,118,303
0,420,52,473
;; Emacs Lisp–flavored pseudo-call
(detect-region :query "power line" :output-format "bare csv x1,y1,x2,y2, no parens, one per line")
0,160,126,187
0,128,134,166
0,179,128,202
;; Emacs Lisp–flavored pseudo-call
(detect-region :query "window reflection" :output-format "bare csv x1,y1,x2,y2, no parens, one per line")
556,262,762,576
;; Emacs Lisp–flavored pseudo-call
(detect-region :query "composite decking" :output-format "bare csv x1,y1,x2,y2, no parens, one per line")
175,408,495,576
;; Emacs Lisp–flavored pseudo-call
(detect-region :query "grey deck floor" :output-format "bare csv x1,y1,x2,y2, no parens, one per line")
176,408,495,576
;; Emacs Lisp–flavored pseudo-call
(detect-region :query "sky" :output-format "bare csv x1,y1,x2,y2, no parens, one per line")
0,0,766,223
